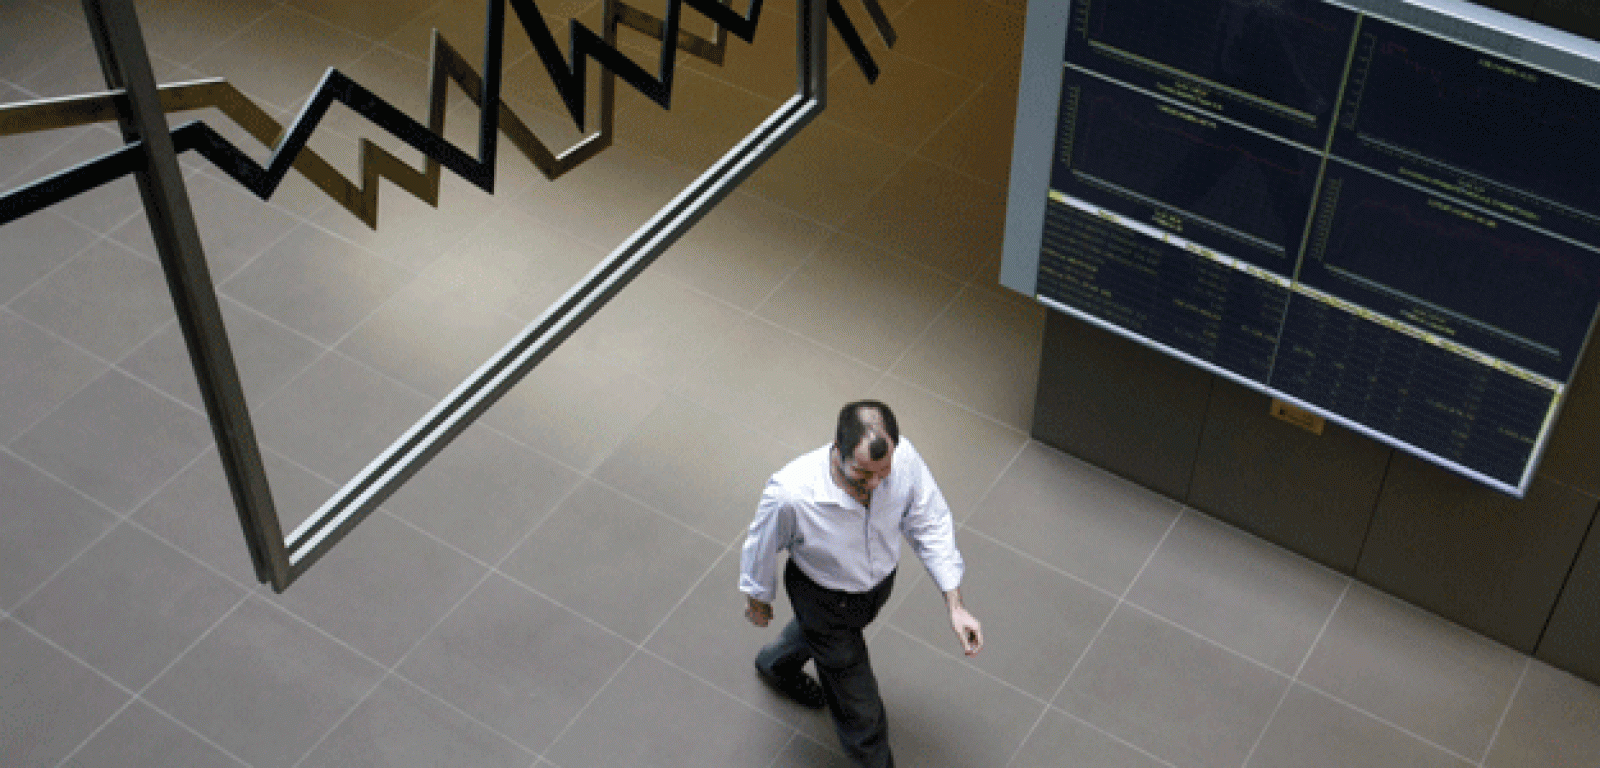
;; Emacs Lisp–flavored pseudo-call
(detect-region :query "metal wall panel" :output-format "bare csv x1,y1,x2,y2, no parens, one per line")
1538,514,1600,682
1534,1,1600,40
1535,335,1600,497
1187,383,1390,573
1359,455,1598,651
1031,310,1213,500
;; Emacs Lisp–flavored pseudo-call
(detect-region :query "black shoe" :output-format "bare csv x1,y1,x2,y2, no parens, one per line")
755,662,826,709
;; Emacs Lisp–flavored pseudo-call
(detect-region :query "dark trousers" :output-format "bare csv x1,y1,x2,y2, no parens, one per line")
756,559,897,768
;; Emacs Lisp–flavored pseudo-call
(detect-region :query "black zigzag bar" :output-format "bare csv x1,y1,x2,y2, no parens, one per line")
0,0,892,228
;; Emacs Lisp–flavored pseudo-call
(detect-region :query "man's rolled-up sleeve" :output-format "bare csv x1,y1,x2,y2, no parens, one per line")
739,478,795,604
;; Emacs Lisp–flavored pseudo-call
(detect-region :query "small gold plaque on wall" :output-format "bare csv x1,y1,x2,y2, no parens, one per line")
1269,399,1325,435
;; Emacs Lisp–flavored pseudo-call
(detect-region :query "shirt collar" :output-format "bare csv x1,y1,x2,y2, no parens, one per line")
808,443,882,509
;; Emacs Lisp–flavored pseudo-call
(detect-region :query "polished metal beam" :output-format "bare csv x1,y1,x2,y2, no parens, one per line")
78,0,285,585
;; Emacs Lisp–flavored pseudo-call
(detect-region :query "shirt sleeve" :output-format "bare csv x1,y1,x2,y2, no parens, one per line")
899,444,965,594
739,476,797,604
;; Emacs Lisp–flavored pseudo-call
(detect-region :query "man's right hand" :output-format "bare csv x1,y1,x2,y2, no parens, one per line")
744,596,772,627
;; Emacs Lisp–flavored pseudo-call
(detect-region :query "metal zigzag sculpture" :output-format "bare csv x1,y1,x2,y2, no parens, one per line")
0,0,894,228
0,0,900,592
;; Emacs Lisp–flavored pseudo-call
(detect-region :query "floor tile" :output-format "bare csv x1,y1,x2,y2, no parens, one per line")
16,128,143,236
757,232,961,371
595,393,806,543
14,522,244,690
671,315,882,452
769,734,853,768
872,626,1046,767
191,5,373,111
0,87,86,189
839,155,1009,281
221,223,413,347
500,479,724,644
889,283,1044,430
62,698,243,768
0,617,130,768
120,0,280,67
0,308,106,443
822,50,979,151
141,596,387,768
543,651,796,768
9,237,176,361
12,368,212,512
559,267,747,387
335,273,529,399
742,117,909,227
116,295,323,415
518,140,701,253
1297,583,1526,760
1009,708,1168,768
1485,659,1600,767
679,3,804,102
0,209,96,304
644,549,838,744
479,340,667,473
250,351,435,485
299,674,534,768
1248,683,1475,768
395,573,634,753
382,423,581,565
888,0,1025,82
264,512,487,667
134,446,335,588
415,201,607,324
108,171,300,283
384,0,540,74
0,1,92,91
966,442,1178,595
1125,510,1348,675
652,188,829,312
886,530,1117,701
619,64,784,171
865,372,1027,521
310,172,503,275
917,59,1021,188
284,0,436,43
0,450,116,613
1056,605,1290,768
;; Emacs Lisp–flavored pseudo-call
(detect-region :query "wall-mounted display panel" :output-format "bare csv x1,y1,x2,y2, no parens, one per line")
1002,0,1600,495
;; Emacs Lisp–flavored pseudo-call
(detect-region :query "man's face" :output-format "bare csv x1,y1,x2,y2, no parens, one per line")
835,435,894,497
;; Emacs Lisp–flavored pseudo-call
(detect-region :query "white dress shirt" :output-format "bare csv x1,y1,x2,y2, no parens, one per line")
739,436,964,603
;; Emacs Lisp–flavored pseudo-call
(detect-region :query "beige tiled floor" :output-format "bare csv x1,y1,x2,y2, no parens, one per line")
3,1,1599,767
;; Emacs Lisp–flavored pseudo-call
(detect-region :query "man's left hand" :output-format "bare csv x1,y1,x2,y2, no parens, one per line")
950,607,983,656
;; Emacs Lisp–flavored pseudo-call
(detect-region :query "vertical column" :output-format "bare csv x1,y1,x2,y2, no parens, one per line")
79,0,287,588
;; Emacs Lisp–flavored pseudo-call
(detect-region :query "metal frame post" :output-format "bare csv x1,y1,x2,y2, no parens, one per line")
78,0,289,586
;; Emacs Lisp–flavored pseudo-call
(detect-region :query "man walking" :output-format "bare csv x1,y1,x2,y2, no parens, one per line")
740,400,983,768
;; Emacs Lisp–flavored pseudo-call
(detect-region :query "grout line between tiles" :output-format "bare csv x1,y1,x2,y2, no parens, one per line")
1292,676,1487,766
956,525,1121,603
0,441,210,612
762,730,800,768
1043,702,1187,768
30,594,254,768
1240,579,1352,768
1479,657,1530,767
1003,508,1183,768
